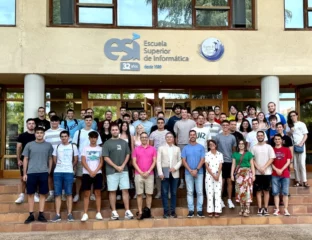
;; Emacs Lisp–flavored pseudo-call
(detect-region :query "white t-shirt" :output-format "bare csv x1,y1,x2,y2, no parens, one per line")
53,144,79,173
192,127,211,152
251,144,276,175
44,128,65,150
292,121,308,145
81,145,102,174
246,130,268,150
72,129,102,161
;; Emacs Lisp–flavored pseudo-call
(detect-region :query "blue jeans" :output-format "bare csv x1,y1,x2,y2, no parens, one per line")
272,176,290,196
53,172,74,196
161,174,179,215
185,173,204,212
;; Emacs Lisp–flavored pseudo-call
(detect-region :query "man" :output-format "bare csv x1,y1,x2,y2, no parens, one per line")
34,107,50,131
115,107,127,126
219,113,227,123
251,131,275,216
133,110,153,135
102,125,134,220
246,105,257,125
229,120,244,146
132,132,157,220
182,130,205,218
272,134,292,216
271,122,293,162
167,104,182,133
150,111,170,133
265,102,287,128
215,120,237,208
79,109,86,121
204,110,221,140
48,111,57,120
78,108,98,130
191,109,199,122
149,106,167,126
214,106,221,124
98,110,113,132
44,115,65,202
150,117,169,198
15,118,37,204
61,109,80,139
174,108,196,189
227,105,238,121
246,119,268,150
157,132,182,218
266,115,278,145
51,131,78,222
72,115,102,202
123,113,135,136
22,127,54,224
192,114,211,153
132,111,139,122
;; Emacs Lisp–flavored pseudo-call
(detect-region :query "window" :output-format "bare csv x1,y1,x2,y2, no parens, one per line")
0,0,15,26
285,0,312,29
50,0,255,29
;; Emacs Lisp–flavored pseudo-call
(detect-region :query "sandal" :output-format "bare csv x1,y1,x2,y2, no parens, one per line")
303,182,310,188
294,182,302,187
214,213,220,218
208,213,213,218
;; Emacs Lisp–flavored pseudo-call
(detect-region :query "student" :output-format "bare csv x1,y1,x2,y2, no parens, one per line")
60,109,80,139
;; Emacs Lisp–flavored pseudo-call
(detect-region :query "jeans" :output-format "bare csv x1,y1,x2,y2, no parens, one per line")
161,174,179,215
53,172,74,196
272,176,290,196
185,173,204,212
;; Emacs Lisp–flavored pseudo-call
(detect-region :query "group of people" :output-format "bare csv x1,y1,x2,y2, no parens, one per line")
16,102,309,224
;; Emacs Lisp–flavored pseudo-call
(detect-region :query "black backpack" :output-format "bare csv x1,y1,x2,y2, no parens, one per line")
62,119,79,131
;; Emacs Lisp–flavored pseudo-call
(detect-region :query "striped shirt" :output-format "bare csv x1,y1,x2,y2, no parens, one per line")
204,122,221,140
44,128,65,150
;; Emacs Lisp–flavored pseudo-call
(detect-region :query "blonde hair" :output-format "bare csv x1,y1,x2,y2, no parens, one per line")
135,124,144,137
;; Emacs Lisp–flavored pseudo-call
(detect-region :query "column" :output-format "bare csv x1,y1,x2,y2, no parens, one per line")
261,76,279,114
24,74,45,129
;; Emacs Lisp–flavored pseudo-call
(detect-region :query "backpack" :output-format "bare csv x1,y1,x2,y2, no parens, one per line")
142,207,151,219
76,130,81,149
62,119,79,131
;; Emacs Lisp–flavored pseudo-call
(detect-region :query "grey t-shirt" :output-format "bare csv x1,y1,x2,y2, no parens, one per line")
22,141,53,174
174,119,196,144
102,138,130,175
215,133,237,163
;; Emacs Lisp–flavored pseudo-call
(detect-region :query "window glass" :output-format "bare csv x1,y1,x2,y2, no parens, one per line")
279,88,295,99
308,12,312,27
6,88,23,99
46,88,81,99
88,89,121,99
309,0,312,7
232,0,252,28
192,89,222,99
118,0,152,27
285,0,304,29
79,7,113,24
79,0,112,3
123,89,154,99
196,10,228,27
300,99,312,151
279,100,295,118
196,0,228,6
228,89,260,99
52,0,74,25
0,0,15,25
159,89,189,99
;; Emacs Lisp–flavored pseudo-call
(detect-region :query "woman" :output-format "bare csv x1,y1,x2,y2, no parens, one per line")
205,140,223,218
239,119,252,139
257,112,269,131
235,111,244,130
287,111,309,187
202,110,208,123
119,121,132,151
228,105,238,120
231,140,255,217
132,124,144,150
100,120,111,145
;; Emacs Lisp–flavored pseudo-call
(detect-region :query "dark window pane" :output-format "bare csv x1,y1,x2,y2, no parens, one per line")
195,0,228,6
117,0,152,27
196,10,228,27
232,0,252,28
157,0,192,28
285,0,304,29
0,0,15,25
79,7,113,24
52,0,74,25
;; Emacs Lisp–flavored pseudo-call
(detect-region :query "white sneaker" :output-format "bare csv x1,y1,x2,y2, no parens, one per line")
46,194,55,202
284,209,290,216
116,195,122,201
111,210,119,220
15,193,24,204
155,192,161,199
61,194,66,202
228,199,235,209
81,213,88,222
143,194,146,199
221,199,225,208
178,181,185,189
95,212,103,220
168,192,171,199
73,194,79,203
125,210,134,220
90,194,96,201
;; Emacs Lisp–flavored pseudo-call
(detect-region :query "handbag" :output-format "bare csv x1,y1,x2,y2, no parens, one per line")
294,145,304,153
233,152,246,178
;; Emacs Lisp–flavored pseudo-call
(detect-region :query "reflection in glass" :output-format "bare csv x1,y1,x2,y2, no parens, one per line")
5,158,18,170
285,0,304,28
118,0,152,27
52,0,74,25
6,89,24,99
196,10,228,27
232,0,252,28
79,7,113,24
0,0,15,25
196,0,228,6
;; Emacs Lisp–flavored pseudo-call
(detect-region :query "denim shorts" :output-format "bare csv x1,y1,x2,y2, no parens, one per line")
107,171,130,191
271,176,290,196
53,172,74,196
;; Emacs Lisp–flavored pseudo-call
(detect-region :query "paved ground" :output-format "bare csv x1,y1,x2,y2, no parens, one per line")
1,224,312,240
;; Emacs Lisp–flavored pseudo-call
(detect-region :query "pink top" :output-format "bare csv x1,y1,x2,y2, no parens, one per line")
132,145,157,175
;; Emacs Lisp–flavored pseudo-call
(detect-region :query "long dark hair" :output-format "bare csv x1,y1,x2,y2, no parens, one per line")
100,120,112,144
119,121,132,150
102,120,111,132
239,119,252,133
287,110,298,128
235,111,244,122
236,139,247,152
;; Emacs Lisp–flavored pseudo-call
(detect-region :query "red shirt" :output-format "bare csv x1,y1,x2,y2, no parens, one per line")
214,118,221,124
273,147,291,178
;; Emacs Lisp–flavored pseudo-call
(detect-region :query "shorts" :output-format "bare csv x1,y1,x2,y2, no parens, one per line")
134,174,154,195
53,172,74,196
272,176,290,196
254,175,271,192
107,171,130,191
222,162,232,179
26,172,49,195
75,162,83,177
81,173,103,191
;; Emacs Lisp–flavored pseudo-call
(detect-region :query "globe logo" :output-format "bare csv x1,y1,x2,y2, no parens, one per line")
200,38,224,61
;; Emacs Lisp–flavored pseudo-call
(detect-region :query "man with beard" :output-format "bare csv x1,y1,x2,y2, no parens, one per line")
265,102,286,128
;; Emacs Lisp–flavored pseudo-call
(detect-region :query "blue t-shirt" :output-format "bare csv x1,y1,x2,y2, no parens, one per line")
266,128,286,144
265,113,286,126
167,115,181,132
78,120,98,131
61,119,80,138
181,143,205,175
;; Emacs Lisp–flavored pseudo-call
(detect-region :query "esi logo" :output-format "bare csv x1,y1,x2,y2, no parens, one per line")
199,38,224,62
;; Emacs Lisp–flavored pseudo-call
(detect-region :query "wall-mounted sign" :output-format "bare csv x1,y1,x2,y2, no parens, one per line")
199,38,224,61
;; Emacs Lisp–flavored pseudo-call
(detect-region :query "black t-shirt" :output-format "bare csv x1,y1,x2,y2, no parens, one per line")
231,131,244,146
17,132,36,160
34,118,50,131
100,132,112,145
271,135,293,148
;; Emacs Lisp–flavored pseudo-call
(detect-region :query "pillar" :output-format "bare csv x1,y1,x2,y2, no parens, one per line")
24,74,45,129
261,76,279,114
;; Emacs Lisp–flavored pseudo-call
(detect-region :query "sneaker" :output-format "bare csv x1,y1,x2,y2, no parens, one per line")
61,194,66,202
263,208,270,216
15,193,25,204
221,199,225,208
178,181,185,189
155,192,161,199
34,193,40,203
51,214,61,223
187,211,194,218
24,214,35,224
73,194,79,203
67,213,74,222
95,212,103,220
38,214,48,222
228,199,235,209
81,213,89,222
273,209,280,216
197,211,205,218
257,208,263,216
163,214,170,219
170,213,177,218
111,210,119,220
284,209,291,216
46,194,55,202
125,210,134,220
90,194,96,201
116,195,122,201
